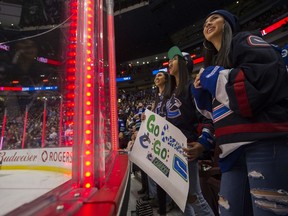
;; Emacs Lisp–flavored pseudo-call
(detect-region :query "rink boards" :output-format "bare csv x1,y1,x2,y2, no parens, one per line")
0,147,72,215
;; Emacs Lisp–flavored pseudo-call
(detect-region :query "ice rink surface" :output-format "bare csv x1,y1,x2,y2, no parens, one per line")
0,170,71,215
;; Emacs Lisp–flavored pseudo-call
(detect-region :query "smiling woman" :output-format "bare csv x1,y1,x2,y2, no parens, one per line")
192,9,288,216
165,45,215,216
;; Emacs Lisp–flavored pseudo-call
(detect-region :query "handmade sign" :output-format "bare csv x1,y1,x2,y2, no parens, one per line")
130,109,189,212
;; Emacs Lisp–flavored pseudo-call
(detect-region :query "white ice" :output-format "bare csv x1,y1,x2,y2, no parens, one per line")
0,170,71,215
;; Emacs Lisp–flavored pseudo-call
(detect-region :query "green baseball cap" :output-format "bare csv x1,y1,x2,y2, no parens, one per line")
168,46,183,60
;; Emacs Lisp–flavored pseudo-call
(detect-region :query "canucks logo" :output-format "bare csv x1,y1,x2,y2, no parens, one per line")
139,132,151,148
166,96,182,118
173,155,188,182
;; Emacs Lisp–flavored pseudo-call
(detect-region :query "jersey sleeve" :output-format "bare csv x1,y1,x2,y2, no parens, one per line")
189,83,215,150
191,84,213,119
226,32,288,117
197,110,215,151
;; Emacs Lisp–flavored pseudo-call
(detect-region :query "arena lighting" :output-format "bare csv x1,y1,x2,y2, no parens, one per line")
21,106,28,149
73,0,95,189
116,76,131,82
0,109,7,150
261,16,288,36
0,44,9,51
193,57,204,64
64,0,77,148
41,100,47,148
0,46,61,66
36,57,61,66
107,0,119,150
163,62,169,66
0,86,58,91
152,68,168,75
59,97,63,149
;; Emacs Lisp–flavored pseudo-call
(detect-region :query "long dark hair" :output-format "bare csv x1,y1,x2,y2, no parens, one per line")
203,20,233,68
153,72,174,112
174,56,190,96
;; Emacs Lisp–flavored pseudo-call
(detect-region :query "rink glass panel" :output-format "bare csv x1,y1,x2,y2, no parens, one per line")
0,32,64,150
0,1,113,176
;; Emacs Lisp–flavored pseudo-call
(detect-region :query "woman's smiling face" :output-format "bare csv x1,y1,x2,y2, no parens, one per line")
203,14,225,43
168,55,179,77
154,72,166,87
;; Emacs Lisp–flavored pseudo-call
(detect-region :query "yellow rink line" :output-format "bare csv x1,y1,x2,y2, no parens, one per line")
0,165,71,174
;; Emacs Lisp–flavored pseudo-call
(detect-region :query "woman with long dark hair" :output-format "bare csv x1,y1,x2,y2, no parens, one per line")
152,71,174,215
193,10,288,216
166,46,215,216
141,71,174,215
153,71,174,117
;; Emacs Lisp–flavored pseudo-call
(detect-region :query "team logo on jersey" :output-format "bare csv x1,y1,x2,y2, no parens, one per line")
247,35,269,47
166,95,182,118
282,48,288,58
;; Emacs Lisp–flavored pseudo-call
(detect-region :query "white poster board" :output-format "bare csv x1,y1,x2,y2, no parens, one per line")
129,109,189,212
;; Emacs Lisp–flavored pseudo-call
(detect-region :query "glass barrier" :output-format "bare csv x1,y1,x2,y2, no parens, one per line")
0,0,116,214
0,34,64,149
0,21,73,214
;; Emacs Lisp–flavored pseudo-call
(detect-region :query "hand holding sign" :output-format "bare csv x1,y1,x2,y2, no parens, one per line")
183,142,205,161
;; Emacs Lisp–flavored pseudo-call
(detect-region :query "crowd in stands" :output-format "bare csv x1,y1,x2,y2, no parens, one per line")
0,87,156,151
117,60,165,78
0,93,64,149
117,89,155,148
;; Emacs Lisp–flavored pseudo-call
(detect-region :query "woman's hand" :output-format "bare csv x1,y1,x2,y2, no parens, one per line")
183,142,205,161
194,68,204,88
